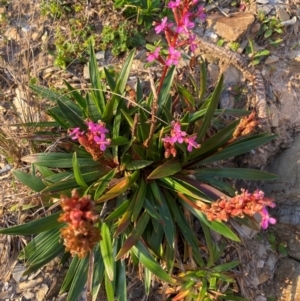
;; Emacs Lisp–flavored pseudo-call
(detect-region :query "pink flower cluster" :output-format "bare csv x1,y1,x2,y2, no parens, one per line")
162,120,200,158
69,120,111,161
202,189,276,229
147,0,206,66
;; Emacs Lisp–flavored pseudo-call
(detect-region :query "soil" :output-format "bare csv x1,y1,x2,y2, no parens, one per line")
1,0,300,300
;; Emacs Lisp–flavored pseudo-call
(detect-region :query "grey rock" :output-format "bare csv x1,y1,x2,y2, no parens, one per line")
12,265,27,283
273,259,300,300
95,51,105,60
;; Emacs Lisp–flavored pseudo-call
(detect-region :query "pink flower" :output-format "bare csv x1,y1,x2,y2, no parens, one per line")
166,47,181,66
260,207,276,229
192,0,199,4
69,127,85,140
188,33,197,52
185,135,200,152
94,134,111,151
253,190,265,200
197,6,206,22
147,47,161,62
87,121,109,135
155,17,169,34
167,0,180,9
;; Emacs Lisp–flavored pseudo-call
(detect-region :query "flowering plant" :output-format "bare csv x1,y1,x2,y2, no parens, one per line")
0,1,277,300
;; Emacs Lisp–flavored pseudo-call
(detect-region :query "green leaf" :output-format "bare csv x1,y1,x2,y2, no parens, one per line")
89,44,106,115
22,153,101,168
105,200,130,222
157,65,176,114
97,170,139,202
199,60,207,102
159,177,208,200
132,240,176,284
147,158,182,180
185,204,240,242
196,74,223,143
72,152,88,188
56,98,86,129
116,254,127,301
92,247,105,301
94,169,117,200
64,80,87,113
110,136,129,146
199,134,276,165
254,49,270,58
132,178,147,221
66,256,89,301
212,261,239,272
115,211,150,260
264,28,273,38
60,256,80,293
13,170,46,192
194,168,277,180
124,160,153,171
24,236,65,275
99,223,114,281
0,212,61,235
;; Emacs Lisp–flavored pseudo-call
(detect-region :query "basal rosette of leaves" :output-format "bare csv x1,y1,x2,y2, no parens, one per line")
0,43,277,300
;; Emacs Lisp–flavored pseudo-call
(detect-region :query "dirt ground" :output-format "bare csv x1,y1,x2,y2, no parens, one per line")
1,0,300,300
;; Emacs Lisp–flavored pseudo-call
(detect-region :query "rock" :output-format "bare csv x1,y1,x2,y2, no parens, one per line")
206,13,255,41
22,291,35,300
258,5,273,16
273,259,300,300
12,265,27,283
257,260,265,268
268,104,280,127
264,55,279,64
207,63,220,83
266,253,278,271
276,7,290,22
83,63,90,79
4,26,20,41
255,296,267,301
95,51,105,60
18,277,43,291
220,91,235,110
36,284,49,301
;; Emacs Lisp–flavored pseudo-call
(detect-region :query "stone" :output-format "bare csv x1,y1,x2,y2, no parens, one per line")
258,5,273,16
206,13,255,41
220,91,235,110
18,277,43,291
264,55,279,64
4,26,20,41
83,63,90,80
268,104,280,127
276,7,290,22
207,63,220,83
255,296,267,301
95,51,105,60
22,291,35,300
36,284,49,301
257,260,265,268
266,253,278,271
12,265,27,283
273,259,300,300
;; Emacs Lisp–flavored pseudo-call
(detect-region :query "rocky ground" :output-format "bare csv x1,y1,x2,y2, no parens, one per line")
1,0,300,300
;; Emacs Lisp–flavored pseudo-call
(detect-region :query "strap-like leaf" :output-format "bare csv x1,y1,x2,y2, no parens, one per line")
0,212,61,235
132,240,176,284
72,152,88,188
99,223,114,281
194,168,277,180
147,158,182,180
97,170,139,202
